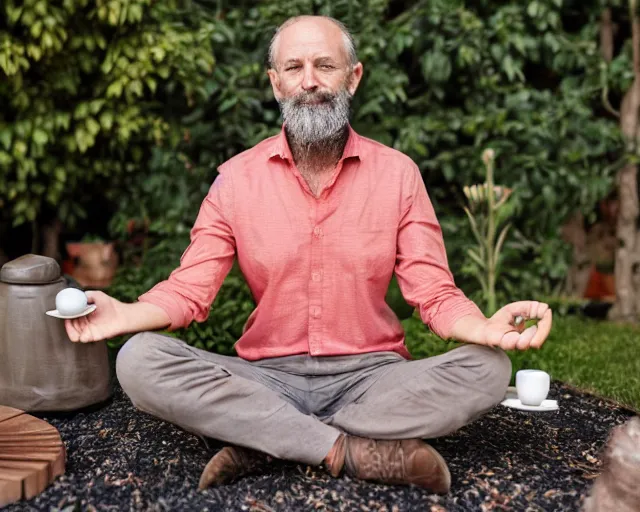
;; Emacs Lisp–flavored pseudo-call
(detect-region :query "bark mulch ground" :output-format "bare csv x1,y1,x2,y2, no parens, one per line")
4,381,635,512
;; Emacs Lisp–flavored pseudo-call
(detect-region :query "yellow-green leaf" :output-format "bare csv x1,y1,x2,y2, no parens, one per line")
30,21,43,38
0,129,12,151
106,80,123,97
128,79,143,97
74,102,89,119
13,140,27,158
145,77,157,93
32,128,48,145
86,117,100,136
99,111,114,130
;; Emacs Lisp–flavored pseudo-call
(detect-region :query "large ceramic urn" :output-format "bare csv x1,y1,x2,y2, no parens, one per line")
0,254,111,411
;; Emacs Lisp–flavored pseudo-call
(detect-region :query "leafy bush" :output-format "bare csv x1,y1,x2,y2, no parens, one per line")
6,0,623,353
0,0,216,228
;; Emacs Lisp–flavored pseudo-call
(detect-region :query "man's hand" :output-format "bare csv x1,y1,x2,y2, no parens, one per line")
64,291,172,343
449,301,553,350
481,301,553,350
65,291,130,343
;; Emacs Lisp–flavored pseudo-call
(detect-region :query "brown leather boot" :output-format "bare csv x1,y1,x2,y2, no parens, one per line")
326,434,451,494
198,446,272,490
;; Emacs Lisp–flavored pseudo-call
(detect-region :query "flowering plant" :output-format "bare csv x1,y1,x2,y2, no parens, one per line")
462,149,515,315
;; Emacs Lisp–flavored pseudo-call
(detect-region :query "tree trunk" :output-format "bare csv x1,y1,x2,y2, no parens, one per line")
609,1,640,322
41,219,62,262
611,163,640,320
560,212,591,297
634,229,640,314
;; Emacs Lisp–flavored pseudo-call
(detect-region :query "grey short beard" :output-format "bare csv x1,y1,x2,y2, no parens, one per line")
279,87,352,169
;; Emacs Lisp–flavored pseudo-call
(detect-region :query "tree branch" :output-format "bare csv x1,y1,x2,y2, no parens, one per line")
631,0,640,77
601,8,614,63
601,8,621,117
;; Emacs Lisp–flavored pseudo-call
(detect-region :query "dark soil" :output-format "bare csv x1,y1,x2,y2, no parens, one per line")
4,382,635,512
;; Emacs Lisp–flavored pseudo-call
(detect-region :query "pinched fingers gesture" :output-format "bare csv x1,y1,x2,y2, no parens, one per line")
483,301,553,351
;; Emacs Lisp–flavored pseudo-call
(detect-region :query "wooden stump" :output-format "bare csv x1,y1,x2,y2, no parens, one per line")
0,405,66,507
583,416,640,512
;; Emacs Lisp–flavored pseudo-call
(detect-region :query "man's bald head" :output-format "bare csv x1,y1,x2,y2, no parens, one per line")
267,15,358,71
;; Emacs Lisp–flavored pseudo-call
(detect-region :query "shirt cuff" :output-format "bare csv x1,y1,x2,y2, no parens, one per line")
427,298,486,340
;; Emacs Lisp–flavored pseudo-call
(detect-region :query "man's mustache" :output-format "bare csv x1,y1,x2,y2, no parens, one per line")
292,90,336,106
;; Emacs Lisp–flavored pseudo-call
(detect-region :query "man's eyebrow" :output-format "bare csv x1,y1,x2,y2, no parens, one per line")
315,56,337,64
281,56,338,67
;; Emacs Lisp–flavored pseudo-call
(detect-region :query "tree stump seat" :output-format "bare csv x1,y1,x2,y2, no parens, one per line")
0,405,65,507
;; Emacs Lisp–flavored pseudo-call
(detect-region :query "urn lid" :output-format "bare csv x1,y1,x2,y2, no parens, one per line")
0,254,61,284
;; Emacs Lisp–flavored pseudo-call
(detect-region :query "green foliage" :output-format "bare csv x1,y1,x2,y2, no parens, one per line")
0,0,216,228
386,0,621,303
4,0,626,355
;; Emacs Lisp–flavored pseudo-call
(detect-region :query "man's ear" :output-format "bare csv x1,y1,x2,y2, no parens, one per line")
267,68,282,101
347,62,364,96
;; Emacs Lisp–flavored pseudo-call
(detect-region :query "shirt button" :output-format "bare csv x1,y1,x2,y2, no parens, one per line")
313,226,322,237
312,307,321,317
312,272,321,282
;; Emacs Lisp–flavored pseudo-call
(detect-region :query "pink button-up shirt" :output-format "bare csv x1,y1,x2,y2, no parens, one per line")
138,125,485,361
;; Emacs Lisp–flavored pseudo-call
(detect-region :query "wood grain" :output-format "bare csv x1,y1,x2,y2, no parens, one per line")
0,405,65,507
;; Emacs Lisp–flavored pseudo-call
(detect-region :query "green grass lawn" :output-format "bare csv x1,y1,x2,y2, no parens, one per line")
403,314,640,412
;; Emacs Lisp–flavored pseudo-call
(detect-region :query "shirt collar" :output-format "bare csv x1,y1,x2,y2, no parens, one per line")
268,123,362,163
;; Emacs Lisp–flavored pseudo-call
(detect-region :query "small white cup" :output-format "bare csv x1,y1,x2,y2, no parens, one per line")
516,369,550,406
55,288,88,316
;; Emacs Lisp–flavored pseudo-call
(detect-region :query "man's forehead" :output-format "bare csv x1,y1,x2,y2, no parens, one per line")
275,19,346,63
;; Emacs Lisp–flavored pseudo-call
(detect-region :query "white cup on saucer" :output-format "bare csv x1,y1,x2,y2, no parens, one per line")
516,369,550,406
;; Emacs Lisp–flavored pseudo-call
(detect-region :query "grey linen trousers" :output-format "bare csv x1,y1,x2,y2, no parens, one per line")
116,332,511,465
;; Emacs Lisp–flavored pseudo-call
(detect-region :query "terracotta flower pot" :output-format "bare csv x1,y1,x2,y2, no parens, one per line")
65,241,118,289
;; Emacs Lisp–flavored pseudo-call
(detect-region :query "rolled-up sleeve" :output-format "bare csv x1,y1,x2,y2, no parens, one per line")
137,171,236,330
395,164,485,339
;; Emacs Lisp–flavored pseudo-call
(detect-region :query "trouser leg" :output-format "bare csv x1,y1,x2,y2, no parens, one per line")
115,332,340,465
323,345,512,439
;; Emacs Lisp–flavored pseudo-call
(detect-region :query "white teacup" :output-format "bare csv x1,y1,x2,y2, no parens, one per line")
516,369,550,406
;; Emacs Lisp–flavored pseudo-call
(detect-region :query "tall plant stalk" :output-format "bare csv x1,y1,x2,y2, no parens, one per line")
463,149,514,316
486,150,497,315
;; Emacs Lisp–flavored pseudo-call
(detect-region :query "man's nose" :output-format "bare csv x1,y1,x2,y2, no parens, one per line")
301,63,319,91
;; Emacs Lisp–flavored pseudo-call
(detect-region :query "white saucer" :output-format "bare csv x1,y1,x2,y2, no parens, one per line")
45,304,97,319
500,386,559,412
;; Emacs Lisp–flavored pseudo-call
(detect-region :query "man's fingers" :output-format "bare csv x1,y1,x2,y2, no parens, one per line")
65,319,80,341
499,330,520,350
532,301,549,321
493,301,535,325
495,301,550,322
79,317,94,342
491,301,526,324
530,309,553,349
71,316,87,342
515,325,538,350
